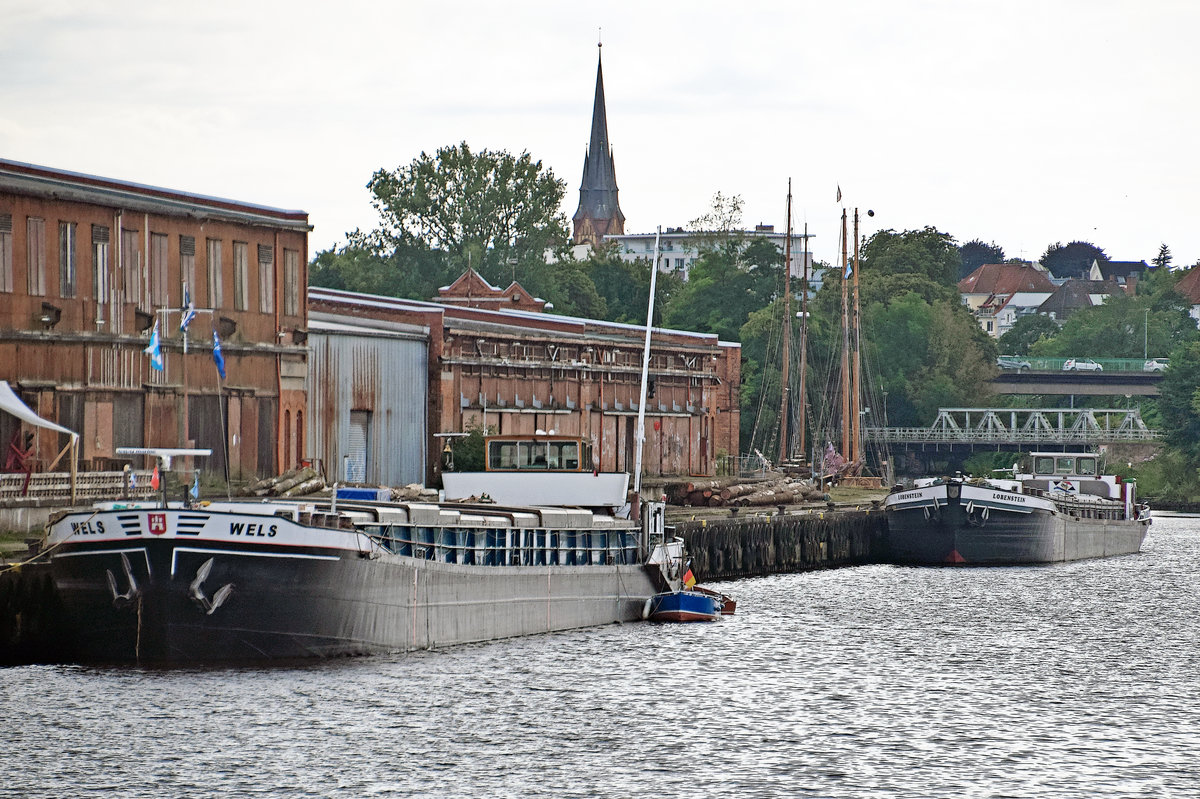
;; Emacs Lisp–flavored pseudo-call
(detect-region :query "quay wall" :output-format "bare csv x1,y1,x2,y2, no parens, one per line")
674,509,888,581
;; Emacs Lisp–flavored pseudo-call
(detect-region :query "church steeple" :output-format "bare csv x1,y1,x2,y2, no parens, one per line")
572,42,625,247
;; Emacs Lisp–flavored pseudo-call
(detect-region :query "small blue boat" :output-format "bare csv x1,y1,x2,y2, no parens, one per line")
644,589,724,623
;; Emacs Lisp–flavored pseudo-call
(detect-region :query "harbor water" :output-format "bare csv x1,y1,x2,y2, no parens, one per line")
4,515,1199,798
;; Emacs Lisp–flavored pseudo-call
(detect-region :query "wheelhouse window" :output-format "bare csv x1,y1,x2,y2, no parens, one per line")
487,439,584,471
1055,457,1075,475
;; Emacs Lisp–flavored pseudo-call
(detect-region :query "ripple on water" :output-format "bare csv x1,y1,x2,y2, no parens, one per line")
3,518,1200,798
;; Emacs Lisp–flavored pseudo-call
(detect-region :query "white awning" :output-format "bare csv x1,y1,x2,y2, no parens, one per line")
0,380,79,440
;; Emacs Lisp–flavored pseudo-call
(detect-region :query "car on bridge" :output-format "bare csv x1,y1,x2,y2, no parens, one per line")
1063,358,1103,372
1143,358,1169,372
997,356,1032,371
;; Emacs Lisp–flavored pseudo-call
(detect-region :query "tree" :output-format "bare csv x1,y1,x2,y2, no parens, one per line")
581,246,682,326
365,142,570,286
860,227,962,288
1030,290,1197,359
1158,341,1200,468
308,238,456,300
1152,243,1173,271
997,314,1060,355
1041,241,1108,279
661,237,783,341
958,239,1005,281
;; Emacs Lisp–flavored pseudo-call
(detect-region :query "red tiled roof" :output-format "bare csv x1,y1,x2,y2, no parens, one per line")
1173,267,1200,303
959,263,1056,295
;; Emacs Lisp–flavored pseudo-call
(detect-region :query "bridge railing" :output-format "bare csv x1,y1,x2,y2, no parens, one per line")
1002,356,1166,372
865,426,1162,443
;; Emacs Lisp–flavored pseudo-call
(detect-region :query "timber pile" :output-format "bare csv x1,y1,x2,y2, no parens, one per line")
391,483,439,502
663,476,829,508
243,466,325,498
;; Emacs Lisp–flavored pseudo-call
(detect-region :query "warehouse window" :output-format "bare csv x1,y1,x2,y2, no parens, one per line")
150,233,168,306
0,213,12,292
92,225,109,303
207,238,223,309
59,222,77,298
27,217,46,296
257,243,274,313
233,241,248,311
180,235,196,305
283,249,300,316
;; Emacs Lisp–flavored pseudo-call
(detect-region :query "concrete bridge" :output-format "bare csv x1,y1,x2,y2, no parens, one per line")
991,357,1166,396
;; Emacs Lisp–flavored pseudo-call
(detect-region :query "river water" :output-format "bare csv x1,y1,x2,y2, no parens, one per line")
4,515,1199,798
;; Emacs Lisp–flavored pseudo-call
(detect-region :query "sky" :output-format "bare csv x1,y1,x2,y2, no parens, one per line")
4,0,1199,271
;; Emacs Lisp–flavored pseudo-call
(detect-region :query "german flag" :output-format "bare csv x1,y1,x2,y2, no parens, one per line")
683,568,696,589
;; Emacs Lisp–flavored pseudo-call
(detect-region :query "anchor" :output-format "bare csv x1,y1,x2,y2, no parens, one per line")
188,557,235,615
105,552,140,608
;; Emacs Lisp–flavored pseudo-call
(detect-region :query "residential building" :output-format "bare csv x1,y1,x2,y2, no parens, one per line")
0,159,310,479
1036,280,1124,323
958,262,1055,336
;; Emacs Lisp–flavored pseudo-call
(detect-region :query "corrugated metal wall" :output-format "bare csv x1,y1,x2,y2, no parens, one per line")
308,331,427,487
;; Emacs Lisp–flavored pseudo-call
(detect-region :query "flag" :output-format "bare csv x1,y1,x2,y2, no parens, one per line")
836,184,842,203
683,567,697,589
180,285,196,332
212,330,227,379
150,465,160,491
144,320,164,371
190,473,200,499
845,257,853,280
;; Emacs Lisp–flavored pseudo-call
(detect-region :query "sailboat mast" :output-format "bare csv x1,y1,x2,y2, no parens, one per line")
633,226,662,500
840,209,851,458
778,181,792,465
798,222,809,459
851,209,862,464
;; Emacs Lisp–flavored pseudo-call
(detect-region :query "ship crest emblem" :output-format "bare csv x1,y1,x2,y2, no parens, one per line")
148,513,168,535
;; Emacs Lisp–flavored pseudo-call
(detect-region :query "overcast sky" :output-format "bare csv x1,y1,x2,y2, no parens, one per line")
4,0,1198,271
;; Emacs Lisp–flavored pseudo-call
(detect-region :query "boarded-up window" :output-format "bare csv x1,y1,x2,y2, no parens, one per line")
283,249,300,316
92,225,109,303
150,233,169,306
233,241,248,311
121,228,140,304
180,235,196,305
258,243,274,314
59,221,77,298
206,238,223,309
0,213,12,293
27,217,46,296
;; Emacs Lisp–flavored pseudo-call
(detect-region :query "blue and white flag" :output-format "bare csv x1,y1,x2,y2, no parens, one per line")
144,320,164,371
212,329,227,379
190,473,200,499
844,258,853,280
180,285,196,332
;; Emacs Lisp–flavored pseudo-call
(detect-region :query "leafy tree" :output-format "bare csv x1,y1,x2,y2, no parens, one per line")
1157,341,1200,469
997,314,1060,355
1041,241,1108,279
309,238,456,300
661,237,783,341
958,239,1005,281
1030,291,1197,359
860,227,962,288
365,142,570,286
1152,243,1173,271
581,246,682,326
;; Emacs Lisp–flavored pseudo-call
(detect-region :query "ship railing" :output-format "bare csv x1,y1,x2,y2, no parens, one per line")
358,524,641,568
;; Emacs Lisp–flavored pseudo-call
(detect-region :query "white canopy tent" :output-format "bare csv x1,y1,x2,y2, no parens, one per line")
0,380,80,500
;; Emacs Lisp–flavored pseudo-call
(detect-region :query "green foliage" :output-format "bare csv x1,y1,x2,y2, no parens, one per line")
1152,243,1173,271
1030,290,1197,359
448,423,494,473
958,239,1005,281
998,314,1061,355
309,239,457,301
963,451,1020,477
366,142,570,285
579,246,683,326
661,237,783,341
860,226,962,288
1157,341,1200,467
1040,241,1107,279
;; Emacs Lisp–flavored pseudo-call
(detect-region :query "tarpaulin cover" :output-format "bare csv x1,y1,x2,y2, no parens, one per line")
0,381,79,440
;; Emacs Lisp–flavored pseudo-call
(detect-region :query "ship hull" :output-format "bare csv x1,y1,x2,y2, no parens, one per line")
43,506,661,663
884,483,1149,566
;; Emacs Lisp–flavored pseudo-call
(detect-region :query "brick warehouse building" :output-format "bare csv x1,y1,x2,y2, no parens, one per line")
308,279,740,489
0,159,310,479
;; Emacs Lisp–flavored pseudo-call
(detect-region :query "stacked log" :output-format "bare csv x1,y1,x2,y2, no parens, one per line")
662,476,829,507
244,467,324,498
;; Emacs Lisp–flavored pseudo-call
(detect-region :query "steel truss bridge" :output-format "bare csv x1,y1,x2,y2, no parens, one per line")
865,407,1162,445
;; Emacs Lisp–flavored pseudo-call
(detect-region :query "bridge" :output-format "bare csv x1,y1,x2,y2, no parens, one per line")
991,357,1165,396
866,407,1161,446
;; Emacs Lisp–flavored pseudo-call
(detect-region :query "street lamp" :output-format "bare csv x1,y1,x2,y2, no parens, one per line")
1144,308,1149,359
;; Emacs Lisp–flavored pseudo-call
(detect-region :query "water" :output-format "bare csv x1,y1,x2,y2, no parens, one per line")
4,516,1199,798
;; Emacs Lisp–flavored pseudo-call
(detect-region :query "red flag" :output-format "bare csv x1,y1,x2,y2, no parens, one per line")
683,568,696,589
150,466,160,490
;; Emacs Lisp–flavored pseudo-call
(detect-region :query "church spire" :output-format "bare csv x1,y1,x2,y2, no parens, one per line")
572,42,625,247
